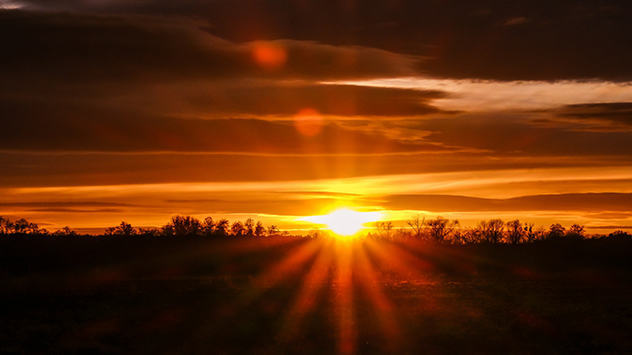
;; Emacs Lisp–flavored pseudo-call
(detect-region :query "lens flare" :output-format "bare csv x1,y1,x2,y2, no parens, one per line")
293,108,324,137
252,41,287,70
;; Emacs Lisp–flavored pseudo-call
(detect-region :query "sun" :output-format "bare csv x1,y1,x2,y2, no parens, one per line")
301,208,382,236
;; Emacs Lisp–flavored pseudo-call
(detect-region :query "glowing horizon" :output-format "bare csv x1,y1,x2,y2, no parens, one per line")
299,209,383,236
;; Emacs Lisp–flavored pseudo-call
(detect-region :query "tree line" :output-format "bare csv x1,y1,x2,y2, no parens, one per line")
369,215,630,244
103,216,284,238
1,214,630,243
0,215,284,238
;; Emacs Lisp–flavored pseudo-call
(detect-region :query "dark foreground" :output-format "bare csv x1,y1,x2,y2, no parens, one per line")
1,236,632,354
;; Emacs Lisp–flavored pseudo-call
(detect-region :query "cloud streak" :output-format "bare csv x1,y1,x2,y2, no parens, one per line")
0,10,419,84
382,193,632,214
11,0,632,81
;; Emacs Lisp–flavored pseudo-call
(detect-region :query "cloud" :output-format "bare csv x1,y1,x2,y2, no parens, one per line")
162,197,339,216
0,10,419,84
10,82,443,119
398,112,632,157
169,83,445,118
382,193,632,213
0,100,454,153
349,79,632,112
12,0,632,81
543,102,632,131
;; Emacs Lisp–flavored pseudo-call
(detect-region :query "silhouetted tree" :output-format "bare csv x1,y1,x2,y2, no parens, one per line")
231,221,244,236
202,217,215,237
106,221,137,236
566,224,585,239
244,218,255,236
254,221,266,237
138,227,160,237
13,218,29,234
461,227,482,243
53,226,77,236
407,214,425,239
374,221,394,240
215,218,230,237
160,224,175,237
534,226,547,241
307,228,325,238
0,217,14,234
450,229,466,244
478,219,505,243
165,215,201,236
0,217,45,234
267,224,279,236
426,216,459,243
547,223,566,239
523,222,536,243
506,219,524,244
607,230,632,241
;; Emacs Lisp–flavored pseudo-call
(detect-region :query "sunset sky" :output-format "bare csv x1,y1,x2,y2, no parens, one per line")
2,0,632,234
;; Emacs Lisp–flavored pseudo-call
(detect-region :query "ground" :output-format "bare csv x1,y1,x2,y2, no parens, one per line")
1,236,631,354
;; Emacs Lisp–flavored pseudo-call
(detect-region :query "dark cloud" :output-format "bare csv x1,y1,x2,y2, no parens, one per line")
0,10,418,84
174,84,445,117
0,202,134,208
545,103,632,131
403,113,632,156
3,151,593,188
11,0,632,81
0,99,452,154
0,202,133,214
383,193,632,213
162,197,339,216
3,82,443,119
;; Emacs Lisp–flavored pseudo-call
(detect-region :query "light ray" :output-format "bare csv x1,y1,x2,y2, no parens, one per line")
334,240,356,354
275,238,336,344
353,243,401,351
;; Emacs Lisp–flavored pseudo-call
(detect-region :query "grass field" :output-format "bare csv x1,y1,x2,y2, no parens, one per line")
2,236,631,354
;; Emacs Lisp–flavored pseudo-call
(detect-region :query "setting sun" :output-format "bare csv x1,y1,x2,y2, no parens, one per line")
301,209,382,236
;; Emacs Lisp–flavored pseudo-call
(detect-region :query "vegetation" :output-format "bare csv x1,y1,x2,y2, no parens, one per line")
1,214,630,244
1,213,631,354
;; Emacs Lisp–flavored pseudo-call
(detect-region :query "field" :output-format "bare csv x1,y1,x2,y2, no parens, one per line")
2,235,632,354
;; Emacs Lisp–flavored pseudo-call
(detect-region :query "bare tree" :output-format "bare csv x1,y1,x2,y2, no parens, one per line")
478,219,505,243
374,221,394,240
506,219,524,244
426,216,459,243
566,224,585,239
407,214,425,239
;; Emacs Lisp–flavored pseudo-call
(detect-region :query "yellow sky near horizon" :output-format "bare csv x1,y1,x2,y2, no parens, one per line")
3,165,632,234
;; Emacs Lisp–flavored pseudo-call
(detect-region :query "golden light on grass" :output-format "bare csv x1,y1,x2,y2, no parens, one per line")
300,208,382,236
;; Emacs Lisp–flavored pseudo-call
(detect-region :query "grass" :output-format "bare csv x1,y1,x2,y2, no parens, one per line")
1,236,631,354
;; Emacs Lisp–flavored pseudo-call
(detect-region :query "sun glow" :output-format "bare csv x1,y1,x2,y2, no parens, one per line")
301,209,382,236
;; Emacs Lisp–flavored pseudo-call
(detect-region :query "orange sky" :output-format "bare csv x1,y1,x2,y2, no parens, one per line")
1,1,632,234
